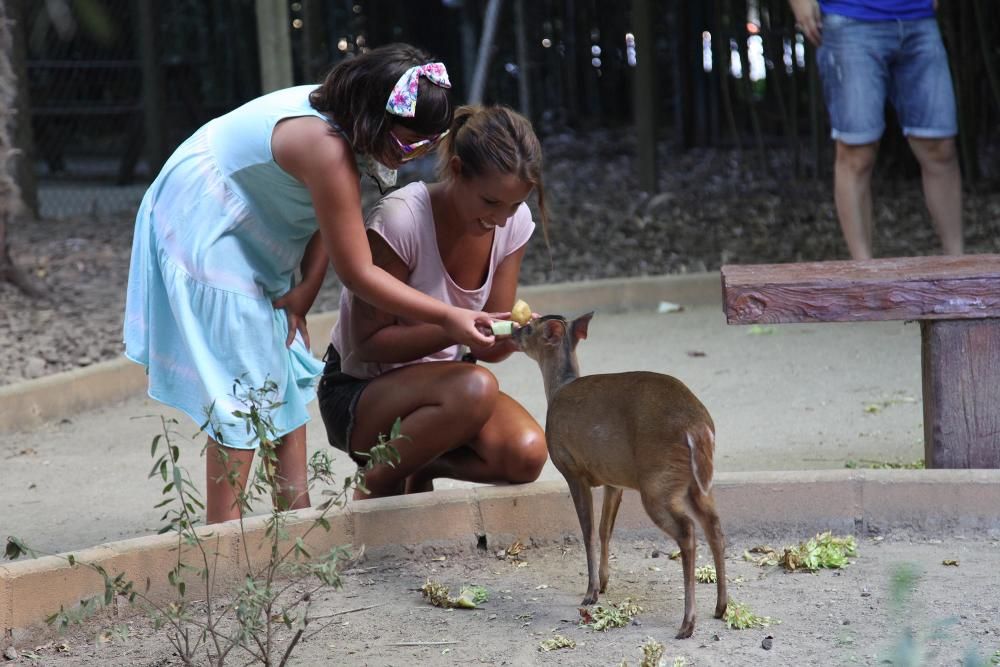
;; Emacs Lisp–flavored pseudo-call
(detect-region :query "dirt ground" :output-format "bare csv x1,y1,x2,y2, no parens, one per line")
1,307,929,556
7,532,1000,666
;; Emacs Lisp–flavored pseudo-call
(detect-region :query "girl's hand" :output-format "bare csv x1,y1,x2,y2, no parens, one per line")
273,283,316,348
442,306,495,348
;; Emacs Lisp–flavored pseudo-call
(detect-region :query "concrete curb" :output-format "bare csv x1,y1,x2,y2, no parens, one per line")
0,272,722,433
4,469,1000,642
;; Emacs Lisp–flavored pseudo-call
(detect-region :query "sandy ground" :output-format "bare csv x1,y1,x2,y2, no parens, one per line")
8,533,1000,666
1,305,926,556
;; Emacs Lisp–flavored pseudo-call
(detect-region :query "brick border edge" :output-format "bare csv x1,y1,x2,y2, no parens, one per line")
3,469,999,644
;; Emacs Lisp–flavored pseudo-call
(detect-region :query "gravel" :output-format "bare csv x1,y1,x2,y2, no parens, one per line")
3,132,999,386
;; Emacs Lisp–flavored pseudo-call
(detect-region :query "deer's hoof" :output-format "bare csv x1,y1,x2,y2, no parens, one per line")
675,619,695,640
581,592,598,606
714,600,729,619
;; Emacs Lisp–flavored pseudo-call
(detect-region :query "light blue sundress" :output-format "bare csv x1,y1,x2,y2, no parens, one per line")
123,85,331,449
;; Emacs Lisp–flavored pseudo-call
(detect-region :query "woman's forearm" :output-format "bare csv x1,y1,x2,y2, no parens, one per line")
356,322,453,364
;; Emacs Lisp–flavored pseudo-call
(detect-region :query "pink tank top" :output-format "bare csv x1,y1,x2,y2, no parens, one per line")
330,181,535,379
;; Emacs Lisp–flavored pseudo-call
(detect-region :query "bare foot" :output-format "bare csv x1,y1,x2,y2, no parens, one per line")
352,477,405,501
404,475,435,495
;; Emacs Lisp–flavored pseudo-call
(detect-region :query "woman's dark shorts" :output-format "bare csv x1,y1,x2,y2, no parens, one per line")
317,345,371,459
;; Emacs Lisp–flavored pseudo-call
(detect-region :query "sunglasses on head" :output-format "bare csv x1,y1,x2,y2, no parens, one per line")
389,129,449,162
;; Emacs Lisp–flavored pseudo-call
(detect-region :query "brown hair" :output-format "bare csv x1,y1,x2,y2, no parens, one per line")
310,43,453,163
437,105,550,246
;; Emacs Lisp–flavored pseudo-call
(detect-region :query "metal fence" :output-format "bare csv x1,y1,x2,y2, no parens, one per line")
17,0,1000,220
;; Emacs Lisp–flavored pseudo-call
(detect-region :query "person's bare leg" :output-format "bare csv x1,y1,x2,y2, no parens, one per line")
274,425,311,511
206,438,255,524
349,363,499,499
404,393,547,492
908,136,963,255
833,140,878,260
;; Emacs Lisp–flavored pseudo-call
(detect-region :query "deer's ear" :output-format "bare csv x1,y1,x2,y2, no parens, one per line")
571,312,594,345
541,319,566,345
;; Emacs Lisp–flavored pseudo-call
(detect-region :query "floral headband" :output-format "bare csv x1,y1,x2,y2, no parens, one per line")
385,62,452,118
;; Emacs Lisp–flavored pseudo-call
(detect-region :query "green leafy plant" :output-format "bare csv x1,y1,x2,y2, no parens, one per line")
881,565,1000,667
6,377,401,667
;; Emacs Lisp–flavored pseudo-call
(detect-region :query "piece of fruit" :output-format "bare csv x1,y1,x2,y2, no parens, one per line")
491,320,514,336
511,299,532,326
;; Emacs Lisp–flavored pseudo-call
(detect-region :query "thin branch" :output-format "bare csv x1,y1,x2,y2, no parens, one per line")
387,640,460,647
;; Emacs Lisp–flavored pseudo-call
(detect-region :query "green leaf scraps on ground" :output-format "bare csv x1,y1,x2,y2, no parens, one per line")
743,531,857,571
723,600,778,630
420,580,482,609
539,635,576,652
579,598,643,631
695,565,717,583
844,458,925,470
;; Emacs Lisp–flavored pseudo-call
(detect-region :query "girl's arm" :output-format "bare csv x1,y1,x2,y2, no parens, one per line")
271,116,494,347
273,232,328,347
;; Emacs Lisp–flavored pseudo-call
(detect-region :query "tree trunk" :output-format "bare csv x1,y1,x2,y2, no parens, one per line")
0,0,42,297
9,0,36,218
469,0,503,105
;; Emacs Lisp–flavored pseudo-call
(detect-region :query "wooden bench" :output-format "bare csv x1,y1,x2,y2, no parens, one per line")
721,254,1000,469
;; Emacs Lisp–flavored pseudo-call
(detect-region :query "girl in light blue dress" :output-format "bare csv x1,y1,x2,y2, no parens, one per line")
124,44,496,523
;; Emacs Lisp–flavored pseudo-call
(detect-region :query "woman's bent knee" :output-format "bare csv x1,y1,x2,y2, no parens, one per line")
445,365,499,418
505,429,548,483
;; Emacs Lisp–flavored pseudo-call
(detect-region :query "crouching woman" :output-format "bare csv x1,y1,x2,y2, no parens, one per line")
319,105,550,498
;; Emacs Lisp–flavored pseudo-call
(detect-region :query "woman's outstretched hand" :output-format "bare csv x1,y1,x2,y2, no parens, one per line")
441,306,495,348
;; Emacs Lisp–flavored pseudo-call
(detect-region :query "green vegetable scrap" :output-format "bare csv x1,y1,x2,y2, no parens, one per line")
490,320,514,336
579,598,643,632
786,532,857,571
723,600,778,630
744,531,857,571
419,580,483,609
695,565,717,583
539,635,576,652
462,584,489,605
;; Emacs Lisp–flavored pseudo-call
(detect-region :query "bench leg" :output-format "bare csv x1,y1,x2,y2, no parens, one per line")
921,319,1000,468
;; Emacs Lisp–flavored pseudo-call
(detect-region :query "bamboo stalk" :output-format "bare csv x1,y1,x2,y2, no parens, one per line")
971,0,1000,123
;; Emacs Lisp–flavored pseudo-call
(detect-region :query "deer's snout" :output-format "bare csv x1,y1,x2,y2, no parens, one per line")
510,324,527,350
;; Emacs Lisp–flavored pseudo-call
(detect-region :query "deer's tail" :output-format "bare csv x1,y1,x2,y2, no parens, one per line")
686,424,716,497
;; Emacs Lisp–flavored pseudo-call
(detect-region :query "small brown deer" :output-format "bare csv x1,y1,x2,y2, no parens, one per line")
512,312,728,639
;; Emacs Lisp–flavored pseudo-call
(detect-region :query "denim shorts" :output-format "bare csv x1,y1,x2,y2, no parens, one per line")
316,345,371,459
816,13,957,145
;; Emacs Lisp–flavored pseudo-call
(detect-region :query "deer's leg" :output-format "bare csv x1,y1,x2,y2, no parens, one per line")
689,487,728,619
642,490,697,639
566,477,599,605
598,485,623,593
